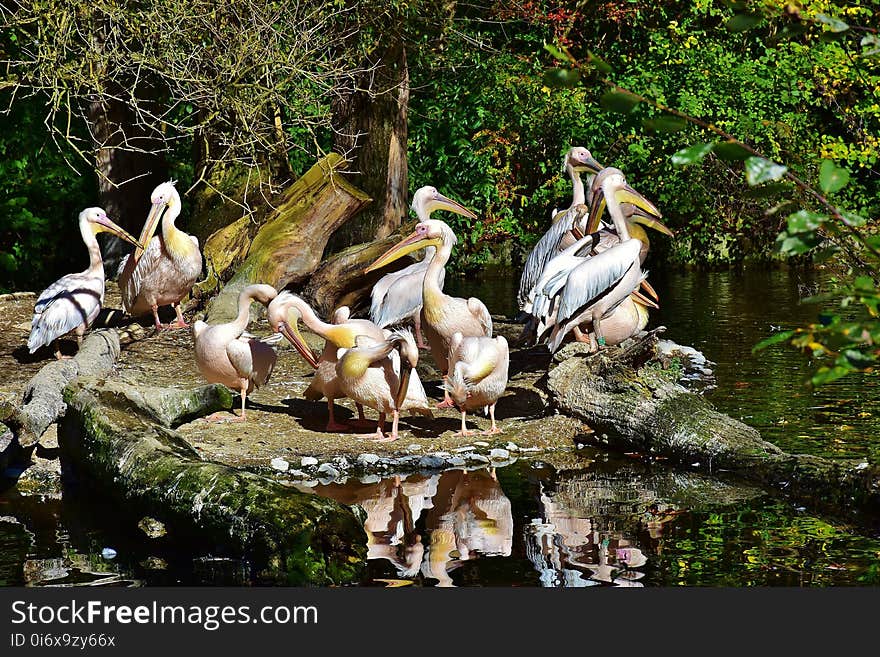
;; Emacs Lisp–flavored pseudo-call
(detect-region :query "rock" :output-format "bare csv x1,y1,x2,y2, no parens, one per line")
316,463,341,479
101,548,117,560
447,457,466,467
473,441,490,448
141,557,169,570
357,453,381,466
301,456,319,467
288,469,307,478
60,376,366,585
271,457,290,472
453,446,474,453
506,442,520,452
333,456,350,470
407,444,422,452
419,455,446,469
489,448,510,461
465,453,490,464
138,517,168,539
359,474,381,484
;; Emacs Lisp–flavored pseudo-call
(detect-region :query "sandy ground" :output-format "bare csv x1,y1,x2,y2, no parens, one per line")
3,283,591,475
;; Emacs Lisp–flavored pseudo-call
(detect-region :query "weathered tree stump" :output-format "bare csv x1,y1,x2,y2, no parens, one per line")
60,377,367,585
203,154,372,323
546,335,880,515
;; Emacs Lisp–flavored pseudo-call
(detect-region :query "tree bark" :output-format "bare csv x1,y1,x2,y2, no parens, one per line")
327,40,410,250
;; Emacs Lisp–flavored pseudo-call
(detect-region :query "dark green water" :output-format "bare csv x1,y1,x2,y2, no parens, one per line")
2,266,879,587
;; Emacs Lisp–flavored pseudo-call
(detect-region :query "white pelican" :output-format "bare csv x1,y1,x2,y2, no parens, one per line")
118,181,202,330
193,283,279,422
366,208,493,409
335,329,431,442
547,168,660,353
27,207,141,360
267,292,386,431
517,146,603,313
446,331,509,436
370,186,477,349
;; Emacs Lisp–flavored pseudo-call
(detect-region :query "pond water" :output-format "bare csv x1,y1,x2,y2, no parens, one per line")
2,266,879,587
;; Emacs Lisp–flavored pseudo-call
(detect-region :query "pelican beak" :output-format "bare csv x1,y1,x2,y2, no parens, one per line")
615,186,662,221
585,191,607,235
93,216,141,248
428,193,477,220
279,320,319,369
575,154,604,175
395,362,412,410
365,232,441,273
631,289,660,310
630,207,674,237
640,279,660,302
134,201,168,261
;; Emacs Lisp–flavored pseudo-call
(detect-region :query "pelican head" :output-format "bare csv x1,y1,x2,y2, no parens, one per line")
139,180,181,250
586,168,669,235
411,186,478,220
266,291,319,368
564,146,603,175
366,219,459,273
389,329,419,409
80,207,141,247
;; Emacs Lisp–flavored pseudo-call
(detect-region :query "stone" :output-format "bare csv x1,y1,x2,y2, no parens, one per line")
138,517,168,539
489,448,510,461
301,456,319,467
473,441,490,448
357,453,381,466
419,455,446,469
316,463,341,478
506,442,520,452
271,457,290,472
465,453,490,464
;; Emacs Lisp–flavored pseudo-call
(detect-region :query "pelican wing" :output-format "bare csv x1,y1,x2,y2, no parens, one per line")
28,272,103,352
556,240,641,324
467,297,493,337
119,234,162,312
461,339,502,386
227,337,277,388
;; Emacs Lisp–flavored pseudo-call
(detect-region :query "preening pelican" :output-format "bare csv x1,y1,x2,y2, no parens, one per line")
267,292,386,431
193,284,279,422
370,186,478,349
27,207,141,360
366,210,493,408
335,329,432,442
446,332,509,436
517,147,603,313
546,168,660,353
118,181,202,330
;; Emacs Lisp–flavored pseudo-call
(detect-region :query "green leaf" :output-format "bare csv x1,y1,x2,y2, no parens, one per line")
815,13,849,33
713,141,751,161
840,212,866,227
853,276,875,292
644,116,688,133
842,349,876,369
861,34,880,56
752,330,795,353
818,159,850,194
779,24,810,39
726,14,763,33
745,156,788,185
586,50,613,75
743,182,792,198
811,365,852,386
780,234,820,255
600,90,641,113
787,210,827,233
543,67,580,88
543,42,570,62
671,143,713,166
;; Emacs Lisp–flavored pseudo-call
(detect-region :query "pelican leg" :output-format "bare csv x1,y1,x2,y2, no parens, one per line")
75,325,85,346
347,403,376,429
53,340,72,361
457,410,474,437
482,403,501,435
151,305,164,332
436,375,455,409
594,317,606,349
572,325,592,344
370,412,396,443
326,399,349,432
170,302,189,329
414,315,430,350
229,382,249,423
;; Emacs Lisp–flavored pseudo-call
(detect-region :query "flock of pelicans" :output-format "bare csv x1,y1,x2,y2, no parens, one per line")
24,146,671,442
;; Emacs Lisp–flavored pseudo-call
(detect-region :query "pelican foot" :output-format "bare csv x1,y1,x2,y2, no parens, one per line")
55,354,73,361
455,429,476,437
416,342,431,350
481,427,502,436
435,399,455,409
167,319,190,330
371,433,398,443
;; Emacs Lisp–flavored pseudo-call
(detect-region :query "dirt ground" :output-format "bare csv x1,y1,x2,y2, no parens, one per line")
3,283,591,474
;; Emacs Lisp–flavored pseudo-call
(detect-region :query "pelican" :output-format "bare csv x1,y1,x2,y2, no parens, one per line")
118,181,203,330
193,284,279,422
547,168,660,353
446,332,509,436
335,329,431,442
366,210,493,409
370,186,475,350
517,146,603,314
584,168,674,264
267,292,386,431
27,207,141,360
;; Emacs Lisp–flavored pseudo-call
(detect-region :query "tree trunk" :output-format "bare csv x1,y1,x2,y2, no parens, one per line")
327,40,410,251
89,96,169,272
